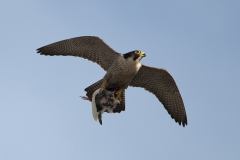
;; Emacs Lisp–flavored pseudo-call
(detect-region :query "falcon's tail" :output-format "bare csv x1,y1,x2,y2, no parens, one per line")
85,79,104,98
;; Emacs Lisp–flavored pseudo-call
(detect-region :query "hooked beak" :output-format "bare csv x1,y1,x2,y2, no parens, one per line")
140,51,146,57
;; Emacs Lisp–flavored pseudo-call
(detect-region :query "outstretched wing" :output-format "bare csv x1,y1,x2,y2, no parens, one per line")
84,79,125,113
130,65,187,126
37,36,120,71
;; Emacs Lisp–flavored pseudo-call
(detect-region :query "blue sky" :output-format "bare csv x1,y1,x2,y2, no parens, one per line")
1,1,240,160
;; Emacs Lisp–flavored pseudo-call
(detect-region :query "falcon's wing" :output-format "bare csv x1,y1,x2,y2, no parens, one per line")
130,65,187,126
84,79,125,113
37,36,120,71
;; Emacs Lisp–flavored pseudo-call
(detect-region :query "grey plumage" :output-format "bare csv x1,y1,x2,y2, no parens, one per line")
94,88,120,125
37,36,187,126
37,36,119,71
130,65,187,125
84,79,125,113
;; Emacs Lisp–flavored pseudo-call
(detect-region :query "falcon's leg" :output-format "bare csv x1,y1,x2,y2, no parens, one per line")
101,80,107,89
115,88,123,102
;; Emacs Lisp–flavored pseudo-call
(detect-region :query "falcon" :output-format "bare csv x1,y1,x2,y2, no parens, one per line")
37,36,187,126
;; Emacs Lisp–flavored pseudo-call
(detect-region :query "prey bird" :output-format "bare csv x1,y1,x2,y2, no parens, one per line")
82,88,120,125
37,36,187,126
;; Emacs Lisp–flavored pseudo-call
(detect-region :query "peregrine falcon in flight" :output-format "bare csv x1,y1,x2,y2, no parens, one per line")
37,36,187,127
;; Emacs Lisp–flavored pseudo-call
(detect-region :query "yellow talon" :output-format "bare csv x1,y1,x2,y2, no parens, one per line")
101,80,107,89
115,88,123,102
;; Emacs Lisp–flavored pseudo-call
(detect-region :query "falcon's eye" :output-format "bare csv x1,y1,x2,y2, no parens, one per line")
135,50,140,54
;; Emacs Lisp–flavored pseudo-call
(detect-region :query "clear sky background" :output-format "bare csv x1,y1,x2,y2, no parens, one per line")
1,1,240,160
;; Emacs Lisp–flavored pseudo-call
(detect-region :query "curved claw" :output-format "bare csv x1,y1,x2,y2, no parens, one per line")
101,80,107,89
115,89,123,102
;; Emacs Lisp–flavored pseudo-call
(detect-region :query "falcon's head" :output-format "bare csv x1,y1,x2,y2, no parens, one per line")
123,50,146,62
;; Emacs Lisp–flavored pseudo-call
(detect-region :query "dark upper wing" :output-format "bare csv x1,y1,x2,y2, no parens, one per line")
130,65,187,126
84,79,125,113
37,36,120,71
